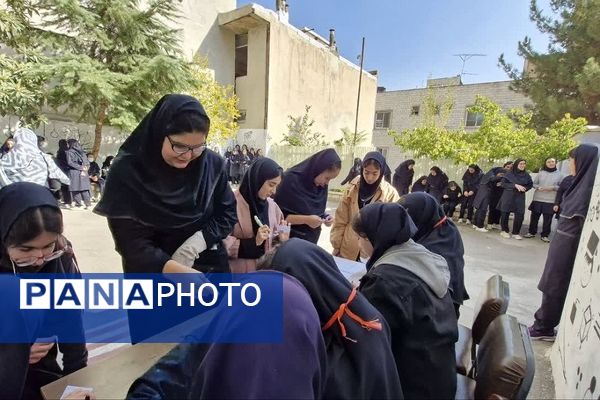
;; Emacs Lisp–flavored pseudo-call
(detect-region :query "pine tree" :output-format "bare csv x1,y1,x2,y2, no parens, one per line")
1,0,197,157
500,0,600,129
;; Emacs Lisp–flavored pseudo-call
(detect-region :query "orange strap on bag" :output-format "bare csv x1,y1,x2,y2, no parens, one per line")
433,215,447,229
322,288,382,342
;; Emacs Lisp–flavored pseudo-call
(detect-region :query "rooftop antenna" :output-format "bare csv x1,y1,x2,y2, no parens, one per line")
453,53,486,77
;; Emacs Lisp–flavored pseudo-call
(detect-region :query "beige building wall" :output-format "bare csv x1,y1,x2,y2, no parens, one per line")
266,20,377,146
220,4,377,151
174,0,237,85
236,26,268,129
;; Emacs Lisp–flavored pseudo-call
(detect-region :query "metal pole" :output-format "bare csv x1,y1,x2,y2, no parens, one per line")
353,37,365,159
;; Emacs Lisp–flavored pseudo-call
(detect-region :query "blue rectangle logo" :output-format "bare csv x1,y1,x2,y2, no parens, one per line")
0,272,283,343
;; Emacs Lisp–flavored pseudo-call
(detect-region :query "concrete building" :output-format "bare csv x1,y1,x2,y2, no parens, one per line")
219,2,377,152
372,77,530,169
1,0,376,157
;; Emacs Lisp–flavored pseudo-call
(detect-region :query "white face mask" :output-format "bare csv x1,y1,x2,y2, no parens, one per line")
88,158,94,162
41,142,48,149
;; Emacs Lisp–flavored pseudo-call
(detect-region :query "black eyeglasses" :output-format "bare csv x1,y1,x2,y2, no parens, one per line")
167,136,207,156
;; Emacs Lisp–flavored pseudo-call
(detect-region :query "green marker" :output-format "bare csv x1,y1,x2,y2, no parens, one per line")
254,215,264,227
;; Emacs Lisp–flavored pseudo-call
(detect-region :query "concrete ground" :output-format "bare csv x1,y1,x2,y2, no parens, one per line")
63,200,555,398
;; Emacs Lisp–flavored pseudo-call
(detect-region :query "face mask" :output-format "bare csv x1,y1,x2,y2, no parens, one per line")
41,142,48,149
88,158,94,162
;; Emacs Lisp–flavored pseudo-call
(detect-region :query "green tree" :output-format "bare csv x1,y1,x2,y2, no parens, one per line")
0,1,48,127
499,0,600,129
0,0,198,157
281,105,328,146
187,56,239,146
390,95,585,168
333,127,368,147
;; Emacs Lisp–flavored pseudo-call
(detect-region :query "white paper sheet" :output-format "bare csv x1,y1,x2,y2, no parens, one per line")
334,256,367,287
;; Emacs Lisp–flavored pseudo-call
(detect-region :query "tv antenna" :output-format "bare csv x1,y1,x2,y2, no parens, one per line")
453,54,486,77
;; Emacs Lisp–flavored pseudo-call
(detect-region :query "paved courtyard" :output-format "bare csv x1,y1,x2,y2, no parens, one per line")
63,200,555,398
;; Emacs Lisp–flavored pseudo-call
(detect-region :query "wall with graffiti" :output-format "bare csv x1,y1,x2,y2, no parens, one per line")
551,165,600,399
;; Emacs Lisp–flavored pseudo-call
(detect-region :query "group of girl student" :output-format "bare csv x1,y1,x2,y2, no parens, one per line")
224,157,291,273
0,182,90,400
130,208,460,400
130,240,397,400
225,144,262,184
529,144,598,340
330,151,400,261
273,148,342,244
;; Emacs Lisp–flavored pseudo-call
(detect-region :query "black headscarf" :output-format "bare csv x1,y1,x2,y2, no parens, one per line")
359,203,417,271
94,94,229,229
0,182,58,249
411,176,429,192
274,148,341,217
358,151,386,209
462,164,482,185
394,159,415,183
0,182,77,275
503,158,532,186
66,139,88,168
541,157,558,173
101,156,114,170
428,166,448,189
239,157,283,233
561,144,599,219
398,192,468,304
266,238,404,400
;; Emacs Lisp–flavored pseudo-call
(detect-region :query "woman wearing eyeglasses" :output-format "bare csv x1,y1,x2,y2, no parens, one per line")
95,94,237,277
0,182,89,400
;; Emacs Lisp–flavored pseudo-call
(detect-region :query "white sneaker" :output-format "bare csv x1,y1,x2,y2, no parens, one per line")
475,227,489,233
486,225,493,230
500,231,511,239
472,224,477,229
513,234,523,240
492,224,502,230
458,219,464,224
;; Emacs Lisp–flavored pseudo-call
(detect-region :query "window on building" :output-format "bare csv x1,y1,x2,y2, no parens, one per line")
465,109,484,127
410,105,420,116
235,110,247,123
376,147,388,159
374,111,391,129
235,34,248,78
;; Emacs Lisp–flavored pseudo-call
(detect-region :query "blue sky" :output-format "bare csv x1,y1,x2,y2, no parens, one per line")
237,0,552,90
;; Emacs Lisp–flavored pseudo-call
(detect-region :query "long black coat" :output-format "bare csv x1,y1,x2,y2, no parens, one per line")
496,174,533,214
66,149,91,192
360,263,457,399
